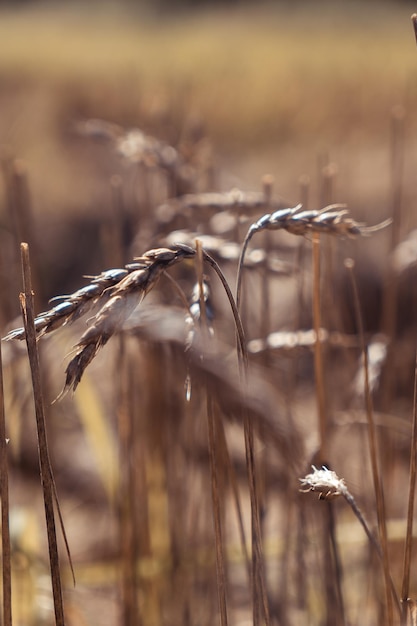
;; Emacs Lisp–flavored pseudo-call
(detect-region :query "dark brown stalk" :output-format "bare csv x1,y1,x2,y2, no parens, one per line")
345,258,400,623
257,177,273,547
260,176,273,354
243,407,270,626
0,330,12,625
312,233,345,626
19,243,66,626
117,341,142,626
401,350,417,621
202,251,268,624
216,419,251,583
196,240,228,626
312,233,327,463
412,14,417,44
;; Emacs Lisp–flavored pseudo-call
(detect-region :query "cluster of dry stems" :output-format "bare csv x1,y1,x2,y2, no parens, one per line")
2,46,417,624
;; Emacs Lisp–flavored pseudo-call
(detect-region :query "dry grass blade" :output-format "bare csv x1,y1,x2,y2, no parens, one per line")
19,243,66,626
201,249,247,365
312,233,327,464
0,330,12,626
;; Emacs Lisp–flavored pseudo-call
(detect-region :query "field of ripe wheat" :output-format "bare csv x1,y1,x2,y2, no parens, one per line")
1,2,417,625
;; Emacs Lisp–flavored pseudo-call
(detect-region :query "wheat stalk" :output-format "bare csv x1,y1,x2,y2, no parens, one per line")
0,326,11,626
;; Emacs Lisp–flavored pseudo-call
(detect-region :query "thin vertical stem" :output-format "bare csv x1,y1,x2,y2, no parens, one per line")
401,350,417,607
312,233,327,462
345,258,400,623
0,333,12,625
312,233,345,626
20,243,65,626
196,240,228,626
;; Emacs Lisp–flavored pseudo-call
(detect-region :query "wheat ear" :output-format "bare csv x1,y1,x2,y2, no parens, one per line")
236,204,391,311
61,245,195,394
3,264,150,341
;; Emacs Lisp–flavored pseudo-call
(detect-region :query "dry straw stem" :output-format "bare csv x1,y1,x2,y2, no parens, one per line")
311,231,345,624
19,243,66,626
0,330,12,626
401,351,417,611
195,239,229,626
345,258,400,622
235,202,391,312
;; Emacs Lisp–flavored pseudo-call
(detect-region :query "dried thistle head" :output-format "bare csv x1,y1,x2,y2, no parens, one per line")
299,465,347,500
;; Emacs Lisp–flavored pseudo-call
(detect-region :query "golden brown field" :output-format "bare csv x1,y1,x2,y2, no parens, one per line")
1,2,417,625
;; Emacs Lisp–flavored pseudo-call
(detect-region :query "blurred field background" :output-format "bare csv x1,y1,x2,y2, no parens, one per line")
0,0,416,296
1,1,417,212
2,1,417,625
